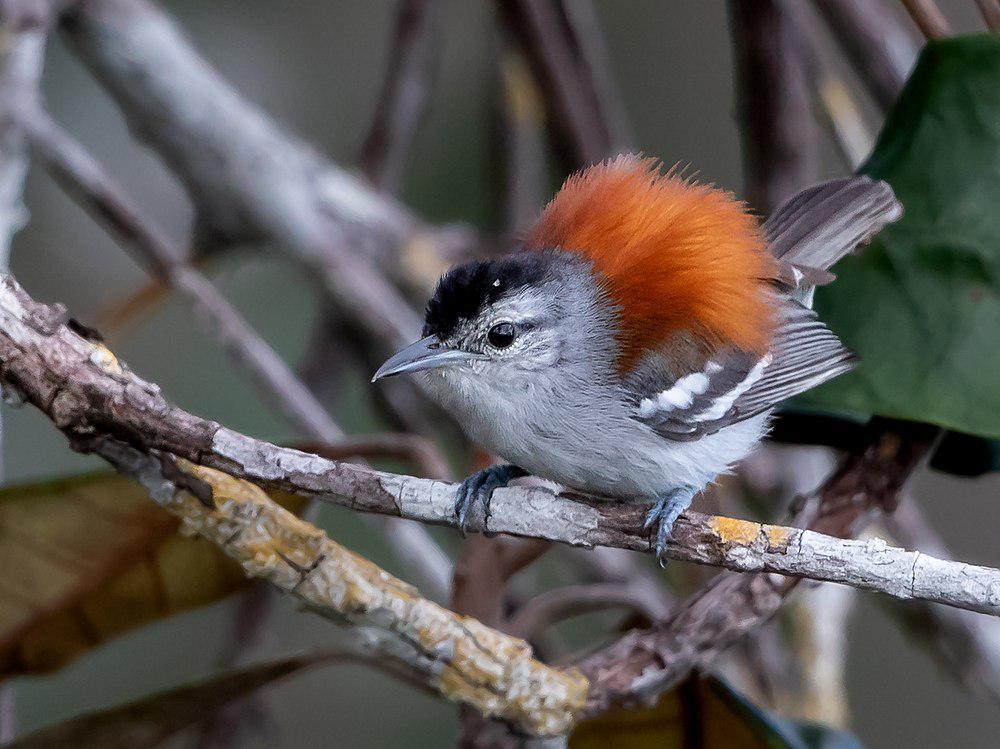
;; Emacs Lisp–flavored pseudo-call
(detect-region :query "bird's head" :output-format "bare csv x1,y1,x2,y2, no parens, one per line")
374,155,775,390
372,249,618,391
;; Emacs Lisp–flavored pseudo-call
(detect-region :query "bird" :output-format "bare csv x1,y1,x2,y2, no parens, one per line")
373,155,901,559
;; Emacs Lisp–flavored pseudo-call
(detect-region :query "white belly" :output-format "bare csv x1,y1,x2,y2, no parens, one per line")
424,368,770,500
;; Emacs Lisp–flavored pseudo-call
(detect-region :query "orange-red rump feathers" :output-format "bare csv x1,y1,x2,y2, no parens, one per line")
524,155,776,370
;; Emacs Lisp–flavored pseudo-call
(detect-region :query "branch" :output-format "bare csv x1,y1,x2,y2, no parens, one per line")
899,0,952,39
974,0,1000,30
1,274,994,621
19,105,347,445
729,0,818,214
576,419,939,715
883,499,1000,703
498,0,622,165
358,0,440,196
17,103,455,603
95,440,585,737
811,0,919,112
58,0,471,302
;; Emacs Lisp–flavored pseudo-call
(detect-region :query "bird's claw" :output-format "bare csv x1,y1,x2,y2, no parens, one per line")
643,487,695,566
453,464,526,536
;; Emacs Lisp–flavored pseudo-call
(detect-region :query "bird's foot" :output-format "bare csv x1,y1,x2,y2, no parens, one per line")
453,464,527,536
643,487,695,565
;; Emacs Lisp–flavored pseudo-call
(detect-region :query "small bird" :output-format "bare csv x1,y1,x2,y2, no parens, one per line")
374,156,901,558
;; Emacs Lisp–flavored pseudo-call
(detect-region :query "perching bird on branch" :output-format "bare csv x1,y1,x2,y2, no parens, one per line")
374,156,901,559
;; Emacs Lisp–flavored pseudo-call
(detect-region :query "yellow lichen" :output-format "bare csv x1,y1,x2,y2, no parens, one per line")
762,524,793,549
163,458,588,736
710,516,764,546
710,516,794,552
89,343,123,375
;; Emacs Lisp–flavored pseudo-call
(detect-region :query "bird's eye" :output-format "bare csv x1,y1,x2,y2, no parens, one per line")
487,322,516,349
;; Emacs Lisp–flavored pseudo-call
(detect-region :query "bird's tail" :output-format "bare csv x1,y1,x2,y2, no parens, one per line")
763,176,902,307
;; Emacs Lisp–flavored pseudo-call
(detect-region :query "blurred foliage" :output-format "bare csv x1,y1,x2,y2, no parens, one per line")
800,35,1000,441
570,675,861,749
8,652,330,749
0,472,305,676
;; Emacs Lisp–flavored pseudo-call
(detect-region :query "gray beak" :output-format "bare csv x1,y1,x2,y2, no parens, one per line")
372,335,474,382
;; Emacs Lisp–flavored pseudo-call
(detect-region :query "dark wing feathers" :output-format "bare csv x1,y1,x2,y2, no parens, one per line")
765,175,901,268
766,175,902,306
634,176,900,440
722,302,856,420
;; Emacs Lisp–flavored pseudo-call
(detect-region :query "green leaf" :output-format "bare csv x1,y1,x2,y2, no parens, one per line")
8,652,333,749
796,35,1000,439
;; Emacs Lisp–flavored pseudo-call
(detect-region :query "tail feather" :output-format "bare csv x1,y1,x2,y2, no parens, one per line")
764,176,902,307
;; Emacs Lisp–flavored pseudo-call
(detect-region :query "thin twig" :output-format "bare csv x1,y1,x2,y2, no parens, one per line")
19,107,346,444
974,0,1000,30
728,0,819,215
899,0,952,39
508,583,662,640
810,0,919,112
498,0,615,165
358,0,440,196
496,49,547,236
786,1,875,170
558,0,633,154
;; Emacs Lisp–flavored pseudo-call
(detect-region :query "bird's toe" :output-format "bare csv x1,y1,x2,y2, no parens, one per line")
644,487,696,566
452,464,525,536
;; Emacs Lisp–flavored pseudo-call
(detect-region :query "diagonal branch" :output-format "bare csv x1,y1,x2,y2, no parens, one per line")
811,0,919,112
18,105,346,445
1,273,995,621
97,440,586,737
576,419,939,715
16,103,454,603
899,0,952,40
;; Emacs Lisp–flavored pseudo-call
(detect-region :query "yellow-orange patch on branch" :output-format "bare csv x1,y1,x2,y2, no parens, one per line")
524,155,776,370
710,516,764,546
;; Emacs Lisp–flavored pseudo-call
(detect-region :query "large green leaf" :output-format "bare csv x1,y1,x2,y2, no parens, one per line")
797,35,1000,439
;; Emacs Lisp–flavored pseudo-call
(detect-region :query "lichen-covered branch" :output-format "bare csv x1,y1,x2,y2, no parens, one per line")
97,441,586,736
1,273,996,622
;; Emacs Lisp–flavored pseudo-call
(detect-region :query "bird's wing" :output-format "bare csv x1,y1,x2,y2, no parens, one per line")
632,176,899,440
766,175,902,306
632,299,856,441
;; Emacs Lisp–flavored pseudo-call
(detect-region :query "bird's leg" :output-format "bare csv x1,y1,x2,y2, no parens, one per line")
643,486,696,564
453,464,527,536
